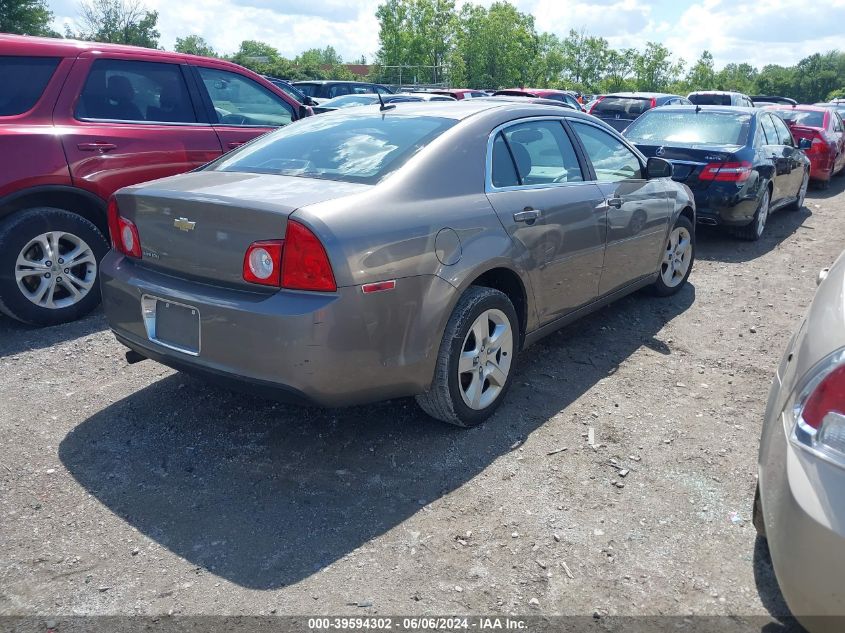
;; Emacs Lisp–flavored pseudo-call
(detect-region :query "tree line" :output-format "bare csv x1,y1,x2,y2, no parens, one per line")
3,0,844,101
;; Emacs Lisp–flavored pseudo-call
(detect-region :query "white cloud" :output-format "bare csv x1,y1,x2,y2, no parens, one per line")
50,0,845,68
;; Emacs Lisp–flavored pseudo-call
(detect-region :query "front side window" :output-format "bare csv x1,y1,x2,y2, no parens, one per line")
77,59,196,123
198,67,293,127
571,121,642,181
500,120,583,185
0,56,60,116
210,113,455,184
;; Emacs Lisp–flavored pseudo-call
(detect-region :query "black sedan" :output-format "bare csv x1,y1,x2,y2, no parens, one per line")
623,105,811,240
589,92,691,132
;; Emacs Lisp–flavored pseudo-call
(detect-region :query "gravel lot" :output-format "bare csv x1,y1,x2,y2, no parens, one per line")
2,177,844,624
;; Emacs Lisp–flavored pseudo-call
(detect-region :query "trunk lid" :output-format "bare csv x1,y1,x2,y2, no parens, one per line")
115,171,369,289
635,143,743,192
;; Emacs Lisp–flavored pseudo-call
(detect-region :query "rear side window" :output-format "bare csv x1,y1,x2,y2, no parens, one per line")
211,113,456,184
198,67,294,127
77,59,196,123
500,120,583,185
688,93,732,106
0,56,60,116
760,114,778,145
772,115,795,146
624,110,752,145
592,97,652,117
294,83,318,97
491,133,519,188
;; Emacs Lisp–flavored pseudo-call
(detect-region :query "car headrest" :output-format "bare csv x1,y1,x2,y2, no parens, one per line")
509,143,532,179
107,75,135,103
510,129,543,144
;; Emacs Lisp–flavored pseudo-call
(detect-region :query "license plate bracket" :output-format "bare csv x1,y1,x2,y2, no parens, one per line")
141,295,200,355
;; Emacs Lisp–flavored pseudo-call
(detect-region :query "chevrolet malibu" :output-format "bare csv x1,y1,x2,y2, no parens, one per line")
755,252,845,630
101,102,696,426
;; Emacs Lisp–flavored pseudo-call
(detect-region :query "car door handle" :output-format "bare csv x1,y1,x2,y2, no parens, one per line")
77,142,117,152
607,197,623,209
513,208,541,223
227,141,246,149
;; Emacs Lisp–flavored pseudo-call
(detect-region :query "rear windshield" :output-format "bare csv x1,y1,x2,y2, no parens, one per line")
0,56,60,116
624,110,752,145
210,114,456,184
688,93,732,106
593,96,652,117
770,109,825,128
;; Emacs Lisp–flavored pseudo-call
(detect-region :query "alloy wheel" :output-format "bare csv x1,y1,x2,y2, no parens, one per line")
660,226,693,288
458,308,513,410
756,190,770,237
15,231,97,309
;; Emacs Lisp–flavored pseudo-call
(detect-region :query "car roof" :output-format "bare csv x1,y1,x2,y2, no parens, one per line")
603,92,679,98
0,33,204,65
688,90,744,95
764,104,828,112
321,100,596,122
293,80,376,85
644,104,758,115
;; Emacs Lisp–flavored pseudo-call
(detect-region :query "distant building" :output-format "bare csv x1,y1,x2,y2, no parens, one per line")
319,64,373,77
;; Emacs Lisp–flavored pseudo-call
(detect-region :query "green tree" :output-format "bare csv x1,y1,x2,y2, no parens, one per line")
686,50,716,91
634,42,682,91
297,46,344,67
561,29,608,92
230,40,299,79
0,0,57,36
530,32,564,88
602,48,634,92
71,0,159,48
715,62,757,94
174,35,216,57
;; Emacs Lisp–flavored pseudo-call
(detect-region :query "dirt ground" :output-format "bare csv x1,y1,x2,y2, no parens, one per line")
2,177,844,625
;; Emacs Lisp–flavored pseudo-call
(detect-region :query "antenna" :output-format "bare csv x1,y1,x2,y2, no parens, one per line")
377,92,395,112
695,104,702,113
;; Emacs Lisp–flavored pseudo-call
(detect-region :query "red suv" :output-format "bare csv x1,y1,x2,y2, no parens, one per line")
0,34,307,326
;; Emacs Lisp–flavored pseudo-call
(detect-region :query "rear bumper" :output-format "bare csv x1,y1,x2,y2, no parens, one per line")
808,156,833,182
693,192,759,227
100,251,456,407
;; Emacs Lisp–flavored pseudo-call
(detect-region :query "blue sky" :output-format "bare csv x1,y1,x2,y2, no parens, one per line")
49,0,845,70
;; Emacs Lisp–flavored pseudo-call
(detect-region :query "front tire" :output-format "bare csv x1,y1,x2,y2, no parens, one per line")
652,215,694,297
0,208,109,326
734,187,770,241
416,286,519,427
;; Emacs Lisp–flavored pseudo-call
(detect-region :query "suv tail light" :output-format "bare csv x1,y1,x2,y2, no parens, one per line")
788,349,845,466
107,197,142,259
699,161,753,182
649,97,657,109
242,220,336,292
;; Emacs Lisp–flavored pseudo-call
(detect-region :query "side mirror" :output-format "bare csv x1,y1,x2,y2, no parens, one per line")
298,104,310,119
798,137,812,150
646,156,673,179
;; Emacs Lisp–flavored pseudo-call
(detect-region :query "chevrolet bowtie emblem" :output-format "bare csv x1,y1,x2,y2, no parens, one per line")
174,217,196,232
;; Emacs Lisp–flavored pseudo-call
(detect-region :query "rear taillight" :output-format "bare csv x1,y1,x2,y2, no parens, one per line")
282,220,336,292
107,196,142,258
699,161,753,182
242,220,336,292
243,240,283,286
650,97,657,109
808,137,828,154
589,96,605,114
789,349,845,466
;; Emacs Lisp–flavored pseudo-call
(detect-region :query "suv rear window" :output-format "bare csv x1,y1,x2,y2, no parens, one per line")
592,97,652,117
210,113,456,184
0,56,60,116
688,93,732,106
624,110,752,146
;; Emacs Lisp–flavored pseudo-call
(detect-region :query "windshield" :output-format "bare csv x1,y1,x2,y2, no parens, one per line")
592,96,653,117
770,109,825,128
688,93,732,106
210,113,456,184
625,110,752,145
321,94,378,108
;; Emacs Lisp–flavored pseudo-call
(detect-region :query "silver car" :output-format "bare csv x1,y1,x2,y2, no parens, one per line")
755,253,845,630
101,101,696,426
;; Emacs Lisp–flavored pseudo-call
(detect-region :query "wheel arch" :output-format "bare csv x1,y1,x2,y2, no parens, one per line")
0,186,109,237
464,265,530,348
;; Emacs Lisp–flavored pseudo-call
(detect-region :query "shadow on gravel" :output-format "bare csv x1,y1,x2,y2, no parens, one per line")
695,174,843,265
0,310,107,358
59,283,695,590
753,536,806,632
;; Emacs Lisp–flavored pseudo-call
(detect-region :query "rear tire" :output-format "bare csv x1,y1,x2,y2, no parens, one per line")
788,170,809,211
416,286,519,427
652,215,694,297
734,188,770,241
0,208,108,326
